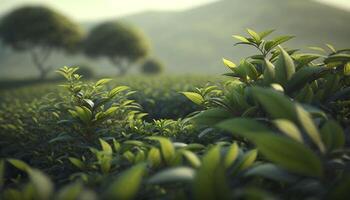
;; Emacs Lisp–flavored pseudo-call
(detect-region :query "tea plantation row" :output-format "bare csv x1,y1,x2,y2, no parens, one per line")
0,30,350,200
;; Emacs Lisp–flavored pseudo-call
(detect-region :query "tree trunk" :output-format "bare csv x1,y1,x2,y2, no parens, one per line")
30,47,52,80
110,57,130,76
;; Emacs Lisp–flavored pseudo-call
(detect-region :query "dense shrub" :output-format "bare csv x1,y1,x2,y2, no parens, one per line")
141,58,164,74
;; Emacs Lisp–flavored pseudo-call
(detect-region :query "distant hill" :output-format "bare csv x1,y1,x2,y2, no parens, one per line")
1,0,350,79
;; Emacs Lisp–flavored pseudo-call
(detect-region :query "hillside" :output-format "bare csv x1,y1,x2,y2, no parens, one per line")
0,0,350,78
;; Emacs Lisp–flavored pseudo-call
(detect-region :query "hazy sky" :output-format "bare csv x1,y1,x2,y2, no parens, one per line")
0,0,349,22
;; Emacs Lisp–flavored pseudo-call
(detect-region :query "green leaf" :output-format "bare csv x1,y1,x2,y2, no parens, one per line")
320,120,345,151
232,35,250,43
182,92,204,105
326,44,336,53
68,157,85,170
181,150,201,168
99,139,113,154
273,119,303,143
295,104,325,153
193,145,230,200
243,60,259,80
253,134,323,177
148,137,175,165
259,29,275,39
223,143,239,169
7,159,30,172
223,58,236,71
344,62,350,76
236,149,258,172
309,46,326,53
109,86,129,97
263,59,276,84
325,54,350,64
147,148,162,167
247,29,261,43
286,66,328,93
251,87,297,121
75,106,92,124
217,118,323,177
106,163,147,200
192,108,232,126
148,167,196,184
28,169,54,200
274,46,295,85
95,78,112,87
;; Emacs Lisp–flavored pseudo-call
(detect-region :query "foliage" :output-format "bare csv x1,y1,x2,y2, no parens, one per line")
0,6,84,79
83,21,150,76
141,58,164,74
1,29,350,200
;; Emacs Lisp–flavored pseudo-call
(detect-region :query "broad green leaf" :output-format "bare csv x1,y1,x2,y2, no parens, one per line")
68,157,85,170
148,137,175,165
320,120,345,151
236,149,258,172
247,29,261,43
259,29,275,39
274,46,295,85
95,78,112,87
28,169,54,200
263,59,276,84
243,60,259,80
254,133,323,177
223,58,236,71
273,119,303,143
295,104,325,153
251,87,297,121
286,66,328,93
325,44,336,53
265,36,294,52
7,159,30,172
309,46,326,53
109,86,129,97
147,148,162,167
232,35,250,43
223,143,239,169
193,145,230,200
181,150,201,168
106,163,147,200
99,139,113,154
75,106,92,124
217,118,323,177
182,92,204,105
217,118,270,140
148,167,195,184
192,108,232,126
324,54,350,64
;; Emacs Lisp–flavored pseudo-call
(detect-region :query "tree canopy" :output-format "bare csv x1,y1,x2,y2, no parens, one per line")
0,6,84,79
141,58,164,74
83,21,150,75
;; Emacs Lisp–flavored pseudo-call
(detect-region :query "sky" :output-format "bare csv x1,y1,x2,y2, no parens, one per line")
0,0,349,22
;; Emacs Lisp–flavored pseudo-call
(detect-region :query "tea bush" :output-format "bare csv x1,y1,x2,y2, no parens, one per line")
0,29,349,200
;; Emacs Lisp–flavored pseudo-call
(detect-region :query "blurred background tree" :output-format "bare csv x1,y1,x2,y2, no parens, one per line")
141,58,164,75
83,21,150,76
0,6,84,80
